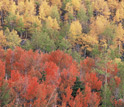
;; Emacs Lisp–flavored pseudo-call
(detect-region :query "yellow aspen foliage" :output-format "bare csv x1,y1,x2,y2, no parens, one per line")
85,34,98,45
64,2,74,20
5,28,21,48
65,2,73,15
24,0,35,16
46,16,60,30
39,7,46,20
77,32,98,52
30,16,42,32
24,15,41,33
39,1,51,20
90,16,109,35
93,0,105,11
0,30,7,47
0,2,2,10
107,0,119,10
114,9,120,22
113,23,124,54
114,3,124,22
49,0,62,7
17,0,25,3
107,0,119,19
92,0,110,18
71,0,81,11
99,39,107,49
116,23,124,41
69,20,82,36
52,19,60,30
0,0,10,12
18,1,25,15
9,1,17,15
23,0,40,30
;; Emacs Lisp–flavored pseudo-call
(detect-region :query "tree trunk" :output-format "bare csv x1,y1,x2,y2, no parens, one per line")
84,47,87,58
1,10,4,26
119,41,121,55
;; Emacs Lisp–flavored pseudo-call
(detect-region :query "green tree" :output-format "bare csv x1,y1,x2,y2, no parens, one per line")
30,31,56,52
0,82,10,107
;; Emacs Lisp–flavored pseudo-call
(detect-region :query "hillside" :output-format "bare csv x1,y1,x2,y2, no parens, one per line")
0,0,124,106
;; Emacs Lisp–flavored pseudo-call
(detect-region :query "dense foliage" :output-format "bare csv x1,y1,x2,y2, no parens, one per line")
0,0,124,106
0,47,122,107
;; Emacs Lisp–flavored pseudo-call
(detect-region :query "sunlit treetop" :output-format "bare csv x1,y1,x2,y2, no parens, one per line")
65,2,74,15
90,15,109,35
45,16,60,30
92,0,110,18
116,23,124,41
39,0,51,20
4,28,21,48
48,0,62,7
24,0,35,16
71,0,81,11
107,0,119,10
69,20,82,36
114,1,124,22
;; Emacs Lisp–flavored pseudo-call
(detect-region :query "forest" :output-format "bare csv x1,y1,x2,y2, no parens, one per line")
0,0,124,107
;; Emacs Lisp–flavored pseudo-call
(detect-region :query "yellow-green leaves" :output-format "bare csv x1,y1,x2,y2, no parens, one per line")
0,30,7,47
0,29,21,48
5,28,21,48
116,23,124,41
46,16,60,30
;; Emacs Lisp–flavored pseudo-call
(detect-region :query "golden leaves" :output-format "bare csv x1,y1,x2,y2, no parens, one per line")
65,2,73,15
0,30,7,47
116,23,124,41
39,1,51,20
0,29,21,48
25,0,35,16
107,0,119,10
9,1,17,15
69,20,82,36
114,4,124,22
18,1,25,15
5,28,21,48
90,16,109,35
0,2,2,10
46,16,60,30
49,0,62,7
72,0,81,11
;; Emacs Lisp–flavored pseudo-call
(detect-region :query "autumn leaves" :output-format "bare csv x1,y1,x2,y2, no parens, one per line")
0,47,122,106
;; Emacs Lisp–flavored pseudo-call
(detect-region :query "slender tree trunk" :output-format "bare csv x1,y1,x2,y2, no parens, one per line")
84,47,87,58
5,73,8,80
1,10,4,26
46,87,56,107
119,41,121,55
20,32,23,39
15,93,20,107
115,88,119,99
25,30,27,39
